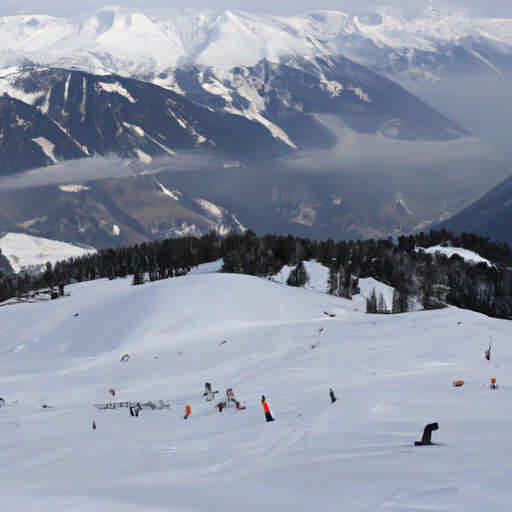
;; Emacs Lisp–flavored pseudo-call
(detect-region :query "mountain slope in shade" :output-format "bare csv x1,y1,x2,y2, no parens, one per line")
439,173,512,245
0,60,468,177
0,67,292,175
164,55,467,145
0,95,88,174
0,232,95,273
0,175,246,248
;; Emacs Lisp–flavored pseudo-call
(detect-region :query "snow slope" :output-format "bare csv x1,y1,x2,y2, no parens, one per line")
0,232,95,273
271,259,397,311
271,260,330,293
1,268,511,510
357,276,396,311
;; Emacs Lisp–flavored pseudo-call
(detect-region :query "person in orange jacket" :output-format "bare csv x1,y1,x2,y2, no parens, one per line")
261,395,274,422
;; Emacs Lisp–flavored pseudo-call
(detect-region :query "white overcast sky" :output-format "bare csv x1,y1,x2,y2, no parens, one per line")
2,1,512,18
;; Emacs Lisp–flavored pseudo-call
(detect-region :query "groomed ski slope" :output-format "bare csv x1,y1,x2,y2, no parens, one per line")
1,269,512,510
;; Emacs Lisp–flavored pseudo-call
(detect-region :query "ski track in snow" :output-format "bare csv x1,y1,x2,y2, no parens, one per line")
0,262,511,510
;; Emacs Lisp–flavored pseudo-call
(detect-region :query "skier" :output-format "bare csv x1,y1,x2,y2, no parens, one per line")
184,405,191,420
485,344,491,361
329,388,336,403
490,378,497,390
202,382,218,402
261,395,274,422
92,420,96,430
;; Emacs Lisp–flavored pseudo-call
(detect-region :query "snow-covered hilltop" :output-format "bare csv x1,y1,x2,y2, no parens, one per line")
0,232,95,273
0,265,511,510
417,245,493,267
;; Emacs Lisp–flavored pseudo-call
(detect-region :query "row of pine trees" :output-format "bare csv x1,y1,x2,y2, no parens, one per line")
1,229,512,319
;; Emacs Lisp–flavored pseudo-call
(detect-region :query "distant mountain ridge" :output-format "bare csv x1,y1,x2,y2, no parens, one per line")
0,67,295,175
0,175,247,248
439,173,512,245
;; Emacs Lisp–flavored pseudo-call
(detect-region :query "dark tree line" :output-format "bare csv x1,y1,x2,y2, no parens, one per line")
1,229,512,319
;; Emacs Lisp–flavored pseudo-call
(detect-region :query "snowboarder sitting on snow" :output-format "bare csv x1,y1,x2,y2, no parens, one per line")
414,422,439,446
216,388,245,412
226,388,245,410
225,388,236,408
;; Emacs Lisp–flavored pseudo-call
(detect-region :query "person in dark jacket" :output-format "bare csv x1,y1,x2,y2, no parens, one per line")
414,422,439,446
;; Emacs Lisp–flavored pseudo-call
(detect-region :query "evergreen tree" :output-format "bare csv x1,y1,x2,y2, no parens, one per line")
392,289,400,314
132,270,144,286
377,293,386,313
366,288,378,313
287,261,308,287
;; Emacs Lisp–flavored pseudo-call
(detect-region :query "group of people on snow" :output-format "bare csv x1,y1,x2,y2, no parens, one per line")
202,382,277,420
202,383,247,412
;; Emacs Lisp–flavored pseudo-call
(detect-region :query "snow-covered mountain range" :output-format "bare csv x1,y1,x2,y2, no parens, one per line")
4,6,505,172
2,7,512,79
1,6,510,246
0,53,467,176
1,6,507,175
